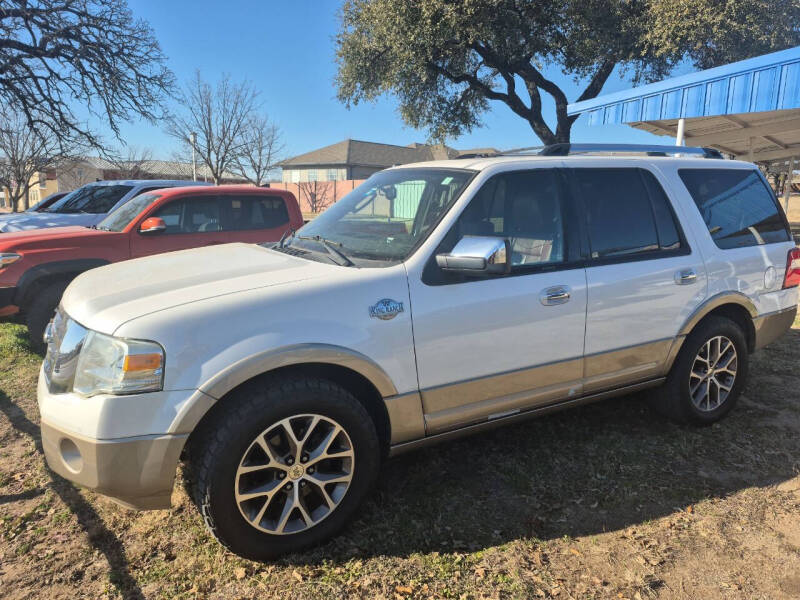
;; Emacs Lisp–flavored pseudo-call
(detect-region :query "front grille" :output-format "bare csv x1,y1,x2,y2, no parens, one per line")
43,307,88,394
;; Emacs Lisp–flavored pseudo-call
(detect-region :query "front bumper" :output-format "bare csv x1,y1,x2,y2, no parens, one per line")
753,305,797,350
41,419,187,510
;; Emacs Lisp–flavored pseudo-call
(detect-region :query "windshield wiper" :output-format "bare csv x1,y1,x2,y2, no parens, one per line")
278,227,295,248
297,235,354,267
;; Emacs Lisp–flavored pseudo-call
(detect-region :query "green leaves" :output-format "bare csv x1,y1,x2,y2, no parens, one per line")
335,0,800,144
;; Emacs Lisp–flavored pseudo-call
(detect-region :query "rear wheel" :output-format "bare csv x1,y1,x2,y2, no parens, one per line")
652,316,749,425
187,376,380,560
26,281,68,353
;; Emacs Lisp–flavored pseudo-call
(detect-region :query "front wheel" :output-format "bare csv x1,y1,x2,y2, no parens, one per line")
187,376,380,560
651,316,749,425
26,281,68,353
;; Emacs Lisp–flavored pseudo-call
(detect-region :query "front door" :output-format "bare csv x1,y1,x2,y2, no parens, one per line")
408,167,588,435
130,195,229,258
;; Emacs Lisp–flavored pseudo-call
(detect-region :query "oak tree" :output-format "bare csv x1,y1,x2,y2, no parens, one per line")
335,0,800,144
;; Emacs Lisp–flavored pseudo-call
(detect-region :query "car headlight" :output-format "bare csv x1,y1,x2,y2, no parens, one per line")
0,253,21,268
72,330,164,396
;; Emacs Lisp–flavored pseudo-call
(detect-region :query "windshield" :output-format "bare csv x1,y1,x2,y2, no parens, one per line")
46,184,133,214
287,168,474,265
96,193,160,231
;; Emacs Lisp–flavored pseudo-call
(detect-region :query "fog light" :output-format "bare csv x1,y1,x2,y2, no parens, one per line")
59,438,83,473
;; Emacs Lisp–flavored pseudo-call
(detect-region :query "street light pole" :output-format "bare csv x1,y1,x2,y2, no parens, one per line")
190,132,197,181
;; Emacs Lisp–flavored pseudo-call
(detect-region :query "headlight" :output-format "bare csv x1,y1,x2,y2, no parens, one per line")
72,330,164,396
0,253,21,268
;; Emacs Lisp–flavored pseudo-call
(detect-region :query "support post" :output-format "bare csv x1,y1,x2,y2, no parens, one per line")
784,156,795,214
675,118,686,146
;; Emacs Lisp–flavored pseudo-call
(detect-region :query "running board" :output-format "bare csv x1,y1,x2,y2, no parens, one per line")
388,378,665,457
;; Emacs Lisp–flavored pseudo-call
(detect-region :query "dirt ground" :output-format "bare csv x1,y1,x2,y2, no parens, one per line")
1,312,799,599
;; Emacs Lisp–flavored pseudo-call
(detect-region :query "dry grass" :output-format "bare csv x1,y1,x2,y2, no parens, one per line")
1,314,800,599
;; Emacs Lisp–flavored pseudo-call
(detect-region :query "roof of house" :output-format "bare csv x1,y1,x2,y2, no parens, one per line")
280,139,463,169
74,157,246,182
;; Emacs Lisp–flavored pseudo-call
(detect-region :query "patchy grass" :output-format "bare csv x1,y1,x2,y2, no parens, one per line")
1,315,800,599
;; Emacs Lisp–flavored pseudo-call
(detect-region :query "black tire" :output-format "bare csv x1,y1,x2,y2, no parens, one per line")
651,315,749,425
25,281,68,353
187,375,380,561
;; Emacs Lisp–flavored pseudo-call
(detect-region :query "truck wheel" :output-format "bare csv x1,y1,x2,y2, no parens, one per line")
651,316,749,425
187,375,380,561
26,281,68,353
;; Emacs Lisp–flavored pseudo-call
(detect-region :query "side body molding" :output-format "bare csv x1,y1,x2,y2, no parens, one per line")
199,343,400,401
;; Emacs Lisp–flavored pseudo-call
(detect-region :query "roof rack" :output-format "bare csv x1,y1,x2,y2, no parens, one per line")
536,143,724,159
457,143,725,161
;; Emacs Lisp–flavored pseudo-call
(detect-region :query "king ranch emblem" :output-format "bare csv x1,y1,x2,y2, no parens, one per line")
369,299,404,320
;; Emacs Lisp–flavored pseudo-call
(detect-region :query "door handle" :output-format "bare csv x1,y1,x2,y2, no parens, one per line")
675,268,698,285
540,285,571,306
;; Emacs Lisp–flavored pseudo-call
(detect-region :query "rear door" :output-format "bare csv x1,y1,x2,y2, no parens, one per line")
570,165,707,393
223,194,293,244
129,194,228,258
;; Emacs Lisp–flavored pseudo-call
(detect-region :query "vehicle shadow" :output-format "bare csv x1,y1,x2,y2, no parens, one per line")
0,390,145,600
290,326,800,564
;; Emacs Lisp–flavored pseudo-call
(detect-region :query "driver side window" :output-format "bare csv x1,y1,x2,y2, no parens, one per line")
445,169,566,268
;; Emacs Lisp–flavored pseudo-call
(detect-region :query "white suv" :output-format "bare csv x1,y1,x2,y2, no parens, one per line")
38,144,799,560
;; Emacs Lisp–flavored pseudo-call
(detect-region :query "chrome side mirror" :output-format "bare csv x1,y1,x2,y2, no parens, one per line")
435,236,511,275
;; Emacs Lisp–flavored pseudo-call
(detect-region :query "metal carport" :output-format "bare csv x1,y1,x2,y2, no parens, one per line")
567,46,800,210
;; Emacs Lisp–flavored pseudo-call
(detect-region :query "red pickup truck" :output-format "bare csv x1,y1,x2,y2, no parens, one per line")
0,185,303,346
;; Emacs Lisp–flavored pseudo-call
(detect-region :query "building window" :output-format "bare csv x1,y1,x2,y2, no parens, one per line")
305,169,318,182
326,168,340,181
290,170,300,184
38,172,47,187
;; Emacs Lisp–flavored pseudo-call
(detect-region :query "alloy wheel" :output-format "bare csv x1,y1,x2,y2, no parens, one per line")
689,335,738,412
234,414,355,535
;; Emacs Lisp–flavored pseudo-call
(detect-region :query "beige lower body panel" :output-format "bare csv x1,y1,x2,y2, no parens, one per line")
416,339,677,438
41,420,187,510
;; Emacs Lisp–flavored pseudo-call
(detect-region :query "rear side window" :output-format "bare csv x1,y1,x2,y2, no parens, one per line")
679,169,790,249
226,195,290,230
573,168,683,260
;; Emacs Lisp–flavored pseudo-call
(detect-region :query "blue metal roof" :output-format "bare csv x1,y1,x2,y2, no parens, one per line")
568,46,800,126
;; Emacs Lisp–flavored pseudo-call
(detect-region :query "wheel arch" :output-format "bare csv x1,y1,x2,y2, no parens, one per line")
664,293,758,373
185,344,401,456
678,292,757,352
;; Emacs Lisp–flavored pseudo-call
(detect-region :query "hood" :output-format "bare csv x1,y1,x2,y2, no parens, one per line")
0,226,110,252
0,212,98,232
62,243,339,334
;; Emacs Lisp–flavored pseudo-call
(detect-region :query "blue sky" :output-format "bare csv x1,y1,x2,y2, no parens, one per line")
115,0,675,159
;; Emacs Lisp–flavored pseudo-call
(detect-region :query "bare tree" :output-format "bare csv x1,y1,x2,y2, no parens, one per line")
0,0,174,149
298,180,333,213
234,115,285,186
167,72,260,185
0,109,73,211
106,146,154,179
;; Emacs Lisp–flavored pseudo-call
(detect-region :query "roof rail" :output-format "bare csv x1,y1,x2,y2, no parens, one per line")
536,143,724,159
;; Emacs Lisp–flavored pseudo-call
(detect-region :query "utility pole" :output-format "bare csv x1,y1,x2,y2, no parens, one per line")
190,131,197,181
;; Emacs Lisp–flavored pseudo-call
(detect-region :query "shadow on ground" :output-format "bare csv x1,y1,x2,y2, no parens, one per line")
0,389,145,600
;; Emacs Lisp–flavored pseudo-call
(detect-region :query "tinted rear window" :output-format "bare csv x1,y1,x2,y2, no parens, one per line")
679,169,790,249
